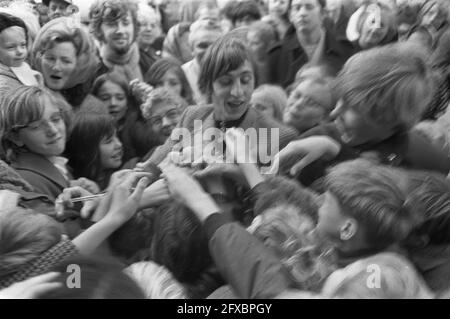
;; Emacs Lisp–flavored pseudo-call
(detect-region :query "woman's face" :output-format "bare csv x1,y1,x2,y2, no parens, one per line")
14,98,66,157
156,69,183,97
358,11,390,49
138,14,162,47
284,79,332,133
97,81,128,123
41,41,77,91
99,131,123,170
251,91,276,119
269,0,290,16
211,60,255,121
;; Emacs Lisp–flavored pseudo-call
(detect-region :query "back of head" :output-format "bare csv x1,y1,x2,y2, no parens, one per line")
0,208,62,280
325,159,421,249
334,42,435,131
40,255,146,299
402,170,450,246
322,252,434,298
149,201,211,286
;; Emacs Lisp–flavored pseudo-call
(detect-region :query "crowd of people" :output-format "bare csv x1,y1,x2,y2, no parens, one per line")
0,0,450,299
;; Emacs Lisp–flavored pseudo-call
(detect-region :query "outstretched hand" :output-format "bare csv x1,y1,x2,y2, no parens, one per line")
269,136,341,177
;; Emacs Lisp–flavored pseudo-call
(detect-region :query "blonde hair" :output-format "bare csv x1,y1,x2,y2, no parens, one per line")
251,84,287,121
322,252,434,299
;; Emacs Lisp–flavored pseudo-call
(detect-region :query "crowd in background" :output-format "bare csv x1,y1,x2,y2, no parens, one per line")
0,0,450,299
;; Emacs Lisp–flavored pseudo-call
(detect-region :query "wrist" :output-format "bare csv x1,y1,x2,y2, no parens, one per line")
188,194,221,222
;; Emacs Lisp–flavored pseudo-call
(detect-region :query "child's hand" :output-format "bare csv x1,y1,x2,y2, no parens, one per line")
130,79,154,104
70,178,100,195
139,178,171,208
56,186,100,220
269,136,341,176
0,272,62,299
104,173,150,226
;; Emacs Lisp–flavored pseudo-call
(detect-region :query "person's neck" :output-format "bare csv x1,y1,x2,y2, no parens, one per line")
297,27,322,46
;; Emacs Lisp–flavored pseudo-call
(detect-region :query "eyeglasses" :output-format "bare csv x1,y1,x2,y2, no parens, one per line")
146,108,180,126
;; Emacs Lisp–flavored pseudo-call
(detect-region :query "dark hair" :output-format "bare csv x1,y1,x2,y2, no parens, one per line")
231,0,262,25
92,72,131,99
144,57,194,105
198,31,257,99
402,170,450,246
89,0,139,43
0,12,28,41
254,175,319,222
150,201,212,287
65,111,116,186
41,255,146,299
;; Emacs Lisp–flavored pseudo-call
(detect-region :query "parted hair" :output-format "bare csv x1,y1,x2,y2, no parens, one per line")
0,86,72,162
198,32,257,99
334,42,435,132
324,159,421,249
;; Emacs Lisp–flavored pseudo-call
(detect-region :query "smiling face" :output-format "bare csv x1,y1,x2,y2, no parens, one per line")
290,0,324,33
99,130,123,170
101,11,135,54
41,41,77,91
97,81,128,123
211,60,255,121
137,13,162,47
14,98,66,157
48,0,69,20
148,101,181,144
0,26,27,68
284,79,332,133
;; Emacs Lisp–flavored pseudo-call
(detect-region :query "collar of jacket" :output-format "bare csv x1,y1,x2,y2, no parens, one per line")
11,152,70,189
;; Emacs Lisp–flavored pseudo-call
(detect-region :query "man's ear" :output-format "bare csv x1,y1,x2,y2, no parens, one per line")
340,218,358,241
8,132,24,147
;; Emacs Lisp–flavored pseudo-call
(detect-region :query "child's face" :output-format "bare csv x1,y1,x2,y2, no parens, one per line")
99,131,123,170
41,41,77,91
156,69,183,98
358,11,390,49
97,81,128,123
331,100,395,147
148,101,181,145
0,26,27,68
284,79,332,133
316,192,346,243
15,99,66,157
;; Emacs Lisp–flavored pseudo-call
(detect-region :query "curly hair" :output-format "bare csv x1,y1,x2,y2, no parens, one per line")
88,0,139,43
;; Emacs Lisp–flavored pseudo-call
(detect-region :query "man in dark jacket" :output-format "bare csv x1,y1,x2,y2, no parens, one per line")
267,0,355,88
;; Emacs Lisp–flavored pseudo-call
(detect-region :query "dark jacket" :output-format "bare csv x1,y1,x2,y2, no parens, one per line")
147,105,299,166
11,152,71,202
267,25,355,88
296,123,450,187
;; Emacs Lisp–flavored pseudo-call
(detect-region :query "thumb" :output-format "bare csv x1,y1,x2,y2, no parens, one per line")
268,154,280,175
80,200,97,219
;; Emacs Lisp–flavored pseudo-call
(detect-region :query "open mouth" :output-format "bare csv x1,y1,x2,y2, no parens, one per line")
50,75,62,81
111,151,123,161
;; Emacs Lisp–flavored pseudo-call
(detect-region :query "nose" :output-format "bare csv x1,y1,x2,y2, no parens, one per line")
113,136,122,149
16,46,25,56
110,97,118,106
46,121,59,136
116,21,126,33
162,116,171,127
52,59,62,71
230,80,243,97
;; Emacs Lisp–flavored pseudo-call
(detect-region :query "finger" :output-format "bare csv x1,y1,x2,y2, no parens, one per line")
129,177,149,202
290,154,314,177
80,200,98,219
268,153,280,175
